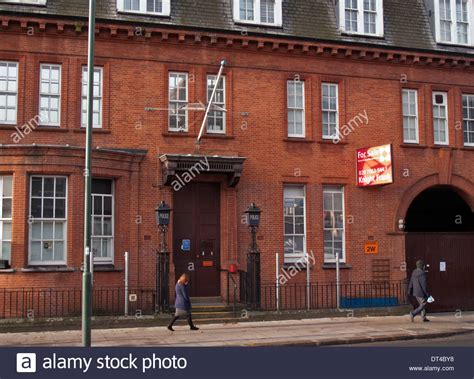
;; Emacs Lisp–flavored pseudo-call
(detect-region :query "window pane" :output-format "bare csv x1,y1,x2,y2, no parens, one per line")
31,198,42,218
2,199,11,218
55,199,65,218
43,178,54,197
56,178,66,197
43,199,54,218
2,222,11,240
32,177,42,197
2,176,12,197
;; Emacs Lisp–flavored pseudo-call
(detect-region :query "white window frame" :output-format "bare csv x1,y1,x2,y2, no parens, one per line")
402,89,419,144
91,179,114,264
323,186,345,263
81,66,103,129
28,176,67,266
283,185,306,264
168,72,188,132
0,176,12,264
434,0,473,46
39,64,61,127
432,92,449,145
338,0,384,37
322,83,339,140
116,0,171,16
287,80,305,138
233,0,283,26
462,94,474,146
206,75,226,134
0,0,46,4
0,61,18,125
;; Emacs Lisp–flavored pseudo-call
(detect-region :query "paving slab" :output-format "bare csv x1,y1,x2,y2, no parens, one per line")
0,312,472,347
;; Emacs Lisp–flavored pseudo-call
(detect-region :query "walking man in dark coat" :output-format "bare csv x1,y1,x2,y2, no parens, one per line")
408,260,430,322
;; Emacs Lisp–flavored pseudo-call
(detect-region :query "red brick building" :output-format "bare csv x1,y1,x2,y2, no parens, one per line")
0,0,473,314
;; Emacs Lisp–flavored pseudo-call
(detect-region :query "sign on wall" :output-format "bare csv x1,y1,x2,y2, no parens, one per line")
364,241,379,254
356,144,393,187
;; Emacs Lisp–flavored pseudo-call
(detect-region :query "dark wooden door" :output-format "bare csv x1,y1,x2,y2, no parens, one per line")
173,182,220,297
406,232,474,311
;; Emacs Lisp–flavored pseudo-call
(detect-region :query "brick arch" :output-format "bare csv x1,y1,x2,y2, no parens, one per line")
394,174,474,231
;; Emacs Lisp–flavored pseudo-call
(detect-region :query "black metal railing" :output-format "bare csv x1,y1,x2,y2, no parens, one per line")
0,280,408,320
259,280,408,311
0,287,156,320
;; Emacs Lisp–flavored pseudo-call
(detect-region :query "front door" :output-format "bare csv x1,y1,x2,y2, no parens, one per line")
173,182,221,297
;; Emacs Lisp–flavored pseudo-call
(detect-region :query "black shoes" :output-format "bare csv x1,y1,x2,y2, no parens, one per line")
190,326,199,331
422,318,431,322
167,325,175,331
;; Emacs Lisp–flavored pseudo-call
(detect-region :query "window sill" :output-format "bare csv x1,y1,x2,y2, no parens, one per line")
91,265,123,272
0,124,19,130
36,127,69,133
0,269,15,274
162,131,193,138
21,266,75,273
317,139,348,145
234,20,283,29
283,138,314,143
203,134,234,140
321,263,352,270
400,143,428,149
341,32,385,40
73,128,111,134
117,10,171,18
282,263,309,270
461,146,474,151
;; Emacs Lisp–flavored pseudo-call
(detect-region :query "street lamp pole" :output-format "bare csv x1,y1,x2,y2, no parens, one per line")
82,0,96,347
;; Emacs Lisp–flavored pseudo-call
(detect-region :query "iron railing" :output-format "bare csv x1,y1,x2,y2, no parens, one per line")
0,280,408,320
0,287,156,319
257,280,408,311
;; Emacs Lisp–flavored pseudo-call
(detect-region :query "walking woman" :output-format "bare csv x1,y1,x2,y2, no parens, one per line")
168,273,199,331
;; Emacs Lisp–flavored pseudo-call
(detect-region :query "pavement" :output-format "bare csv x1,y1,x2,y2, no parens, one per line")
1,312,473,347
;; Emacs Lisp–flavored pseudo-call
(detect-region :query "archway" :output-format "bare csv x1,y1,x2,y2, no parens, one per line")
405,186,474,311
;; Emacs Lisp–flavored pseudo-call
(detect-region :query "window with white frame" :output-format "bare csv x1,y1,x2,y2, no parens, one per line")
92,179,114,264
0,176,12,264
0,0,46,4
433,92,449,145
323,186,345,263
0,61,18,125
81,66,103,128
338,0,384,36
117,0,170,16
168,72,188,132
284,186,306,263
207,75,226,134
234,0,282,26
322,83,339,139
39,64,61,126
462,94,474,146
435,0,472,45
29,176,67,265
402,89,419,143
287,80,305,138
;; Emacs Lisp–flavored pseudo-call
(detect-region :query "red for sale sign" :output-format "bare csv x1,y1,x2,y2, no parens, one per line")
356,144,393,187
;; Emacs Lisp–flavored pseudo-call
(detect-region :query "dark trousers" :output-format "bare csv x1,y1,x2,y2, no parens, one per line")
168,313,195,328
411,296,427,320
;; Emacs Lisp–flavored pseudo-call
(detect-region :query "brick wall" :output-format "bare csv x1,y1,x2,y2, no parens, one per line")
0,20,473,301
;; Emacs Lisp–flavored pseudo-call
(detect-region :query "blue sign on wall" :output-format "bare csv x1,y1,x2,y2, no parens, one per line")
181,239,191,251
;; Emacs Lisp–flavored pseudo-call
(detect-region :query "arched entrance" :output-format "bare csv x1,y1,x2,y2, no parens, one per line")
405,186,474,311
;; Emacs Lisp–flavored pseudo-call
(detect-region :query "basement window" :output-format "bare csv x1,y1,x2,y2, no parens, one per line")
233,0,283,27
117,0,171,16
